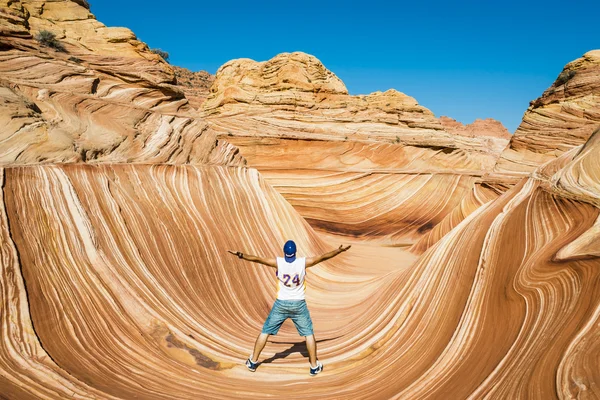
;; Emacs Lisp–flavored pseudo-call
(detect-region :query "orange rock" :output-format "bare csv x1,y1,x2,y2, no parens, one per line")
0,0,242,166
495,50,600,174
202,52,510,169
0,1,599,399
173,66,215,110
199,52,511,242
439,116,512,139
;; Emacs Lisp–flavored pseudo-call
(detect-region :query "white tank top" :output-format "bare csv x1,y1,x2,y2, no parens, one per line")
276,257,306,300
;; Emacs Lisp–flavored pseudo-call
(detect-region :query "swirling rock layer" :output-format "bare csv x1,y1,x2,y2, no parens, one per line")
1,2,599,399
1,164,599,399
533,126,600,261
260,169,508,246
0,0,240,166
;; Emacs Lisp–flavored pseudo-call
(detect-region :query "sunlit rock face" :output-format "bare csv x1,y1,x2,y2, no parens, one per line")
0,164,327,398
1,165,599,399
202,52,510,170
201,52,512,242
533,126,600,261
0,0,242,166
439,116,512,139
495,50,600,175
1,1,599,399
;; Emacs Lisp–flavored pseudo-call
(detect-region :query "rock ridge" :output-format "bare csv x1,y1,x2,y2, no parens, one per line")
494,50,600,174
202,51,510,174
0,0,243,166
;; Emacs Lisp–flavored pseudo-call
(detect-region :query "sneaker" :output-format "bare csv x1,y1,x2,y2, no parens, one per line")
309,360,323,376
245,358,258,372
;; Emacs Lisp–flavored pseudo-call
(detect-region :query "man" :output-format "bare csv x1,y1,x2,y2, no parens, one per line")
229,240,351,376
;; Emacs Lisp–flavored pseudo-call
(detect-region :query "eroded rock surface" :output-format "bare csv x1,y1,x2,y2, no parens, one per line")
495,50,600,175
439,116,512,139
173,66,214,110
0,2,599,399
200,52,512,242
202,52,510,173
0,0,242,166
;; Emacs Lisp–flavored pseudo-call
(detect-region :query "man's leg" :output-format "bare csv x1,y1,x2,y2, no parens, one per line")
250,300,286,363
250,333,270,362
305,334,317,368
290,300,318,368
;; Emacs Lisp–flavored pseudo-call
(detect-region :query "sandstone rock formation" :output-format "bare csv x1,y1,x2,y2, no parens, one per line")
1,1,599,399
201,52,512,243
202,52,510,173
173,66,214,110
1,161,598,400
495,50,600,175
0,0,242,166
439,116,512,139
533,126,600,261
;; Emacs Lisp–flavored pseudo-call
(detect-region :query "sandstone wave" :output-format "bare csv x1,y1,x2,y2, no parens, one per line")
1,1,599,399
2,163,598,399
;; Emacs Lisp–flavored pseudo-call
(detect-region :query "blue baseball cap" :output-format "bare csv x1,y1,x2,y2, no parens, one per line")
283,240,296,262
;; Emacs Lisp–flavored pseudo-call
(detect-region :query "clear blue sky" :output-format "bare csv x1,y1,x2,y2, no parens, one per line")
90,0,599,132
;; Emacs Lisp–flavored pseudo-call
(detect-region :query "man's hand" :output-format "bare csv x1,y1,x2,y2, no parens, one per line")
227,250,244,259
338,244,351,253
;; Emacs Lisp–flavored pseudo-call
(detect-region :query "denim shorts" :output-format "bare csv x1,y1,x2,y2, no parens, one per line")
262,299,314,336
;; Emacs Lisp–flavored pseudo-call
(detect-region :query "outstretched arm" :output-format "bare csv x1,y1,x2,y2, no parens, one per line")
306,245,351,268
227,250,277,268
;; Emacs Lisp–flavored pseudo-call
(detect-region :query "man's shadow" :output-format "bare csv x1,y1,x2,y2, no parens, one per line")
260,337,340,365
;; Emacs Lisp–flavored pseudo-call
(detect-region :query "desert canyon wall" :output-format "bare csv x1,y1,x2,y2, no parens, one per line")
0,1,599,399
